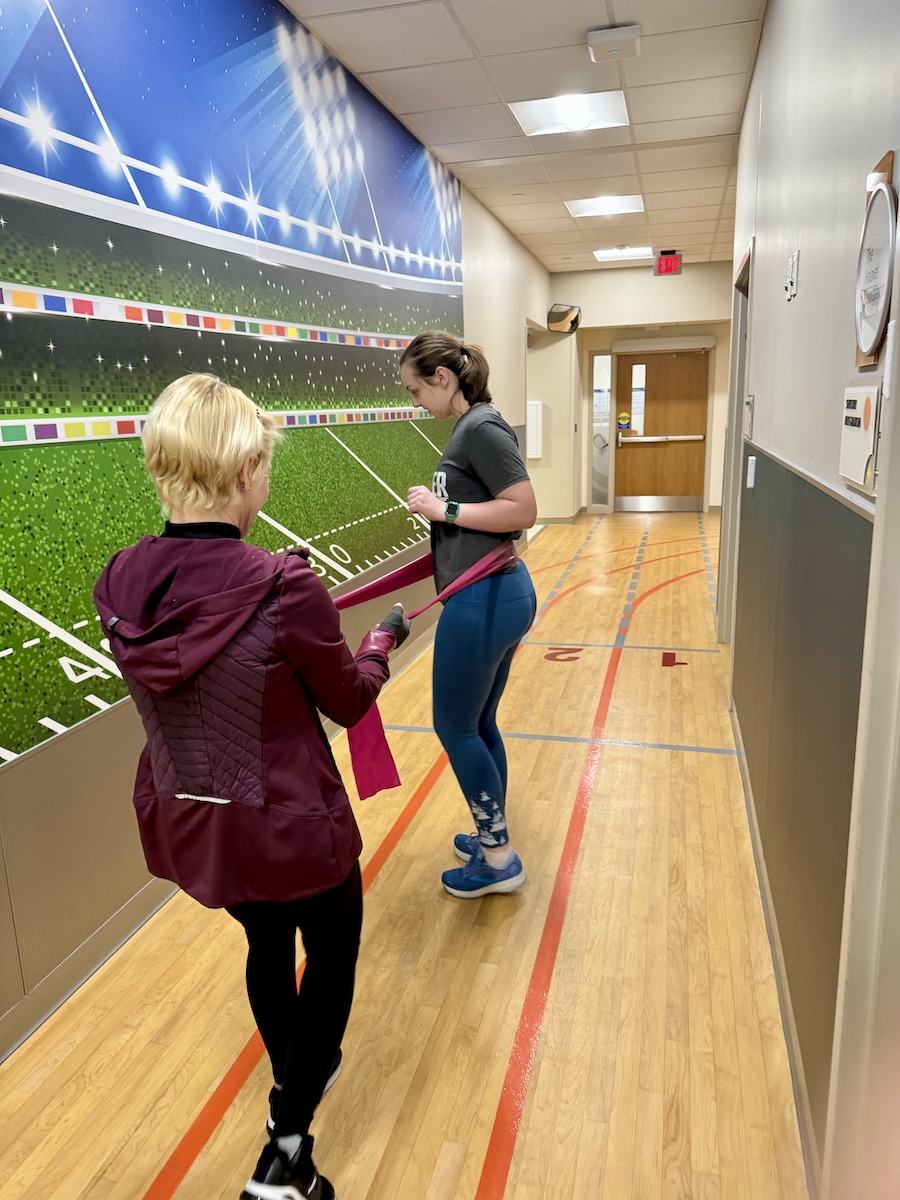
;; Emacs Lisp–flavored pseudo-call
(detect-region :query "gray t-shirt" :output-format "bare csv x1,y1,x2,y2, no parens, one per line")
429,403,530,593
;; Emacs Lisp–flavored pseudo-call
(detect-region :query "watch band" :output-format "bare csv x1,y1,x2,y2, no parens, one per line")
445,500,460,523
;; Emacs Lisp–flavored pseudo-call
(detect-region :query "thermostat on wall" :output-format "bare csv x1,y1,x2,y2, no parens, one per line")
839,385,880,493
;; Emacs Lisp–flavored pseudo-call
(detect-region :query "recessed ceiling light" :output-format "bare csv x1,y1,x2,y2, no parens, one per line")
592,246,653,261
566,194,644,218
509,90,628,137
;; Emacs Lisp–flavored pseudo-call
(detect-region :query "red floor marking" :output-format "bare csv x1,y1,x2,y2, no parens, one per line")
537,549,703,619
473,568,704,1200
530,536,704,575
141,752,448,1200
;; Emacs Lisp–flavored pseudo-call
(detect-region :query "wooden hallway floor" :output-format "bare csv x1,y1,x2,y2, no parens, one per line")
0,513,809,1200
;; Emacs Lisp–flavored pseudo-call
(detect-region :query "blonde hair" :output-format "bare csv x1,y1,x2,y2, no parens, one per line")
143,374,281,513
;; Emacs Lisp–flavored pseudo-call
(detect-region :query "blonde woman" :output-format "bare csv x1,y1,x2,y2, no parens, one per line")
95,374,408,1200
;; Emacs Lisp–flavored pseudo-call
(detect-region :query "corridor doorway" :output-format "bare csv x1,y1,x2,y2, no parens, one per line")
614,350,709,512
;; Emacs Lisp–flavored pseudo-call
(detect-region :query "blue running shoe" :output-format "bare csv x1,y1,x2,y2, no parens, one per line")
442,850,527,898
453,832,481,862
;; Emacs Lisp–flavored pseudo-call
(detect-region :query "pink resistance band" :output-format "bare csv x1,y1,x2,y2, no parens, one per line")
333,541,519,799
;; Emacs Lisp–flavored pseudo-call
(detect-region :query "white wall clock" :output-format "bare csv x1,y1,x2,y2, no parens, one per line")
855,181,897,357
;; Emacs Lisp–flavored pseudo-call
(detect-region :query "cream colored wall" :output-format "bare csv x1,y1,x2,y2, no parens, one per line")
461,189,550,428
727,0,900,1191
551,260,733,329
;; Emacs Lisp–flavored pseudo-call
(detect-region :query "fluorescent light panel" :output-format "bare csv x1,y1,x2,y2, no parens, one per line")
592,246,653,261
509,90,628,137
566,194,644,218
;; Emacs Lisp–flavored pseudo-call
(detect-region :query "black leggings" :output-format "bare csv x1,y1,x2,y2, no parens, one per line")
227,861,363,1137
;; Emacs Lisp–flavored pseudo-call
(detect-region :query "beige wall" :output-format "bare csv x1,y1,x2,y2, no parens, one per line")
461,189,550,428
550,260,733,329
726,0,900,1190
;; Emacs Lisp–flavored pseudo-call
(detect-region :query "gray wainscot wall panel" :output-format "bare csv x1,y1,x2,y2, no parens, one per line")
732,443,872,1159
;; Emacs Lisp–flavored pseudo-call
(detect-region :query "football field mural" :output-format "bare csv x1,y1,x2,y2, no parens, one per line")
0,0,463,761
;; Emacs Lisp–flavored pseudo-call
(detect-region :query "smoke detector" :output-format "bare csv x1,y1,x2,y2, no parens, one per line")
587,25,641,61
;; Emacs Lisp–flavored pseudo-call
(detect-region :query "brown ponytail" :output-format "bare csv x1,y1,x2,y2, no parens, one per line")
400,331,492,407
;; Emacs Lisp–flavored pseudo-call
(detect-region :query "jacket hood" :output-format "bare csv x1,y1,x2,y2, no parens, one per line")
94,536,298,694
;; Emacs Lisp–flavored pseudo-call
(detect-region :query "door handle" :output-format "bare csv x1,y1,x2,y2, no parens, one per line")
617,433,705,446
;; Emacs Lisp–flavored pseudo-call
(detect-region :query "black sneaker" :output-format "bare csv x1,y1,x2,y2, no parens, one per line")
267,1050,343,1135
240,1135,334,1200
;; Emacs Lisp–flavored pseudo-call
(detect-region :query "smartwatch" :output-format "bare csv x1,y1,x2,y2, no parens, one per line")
445,500,460,523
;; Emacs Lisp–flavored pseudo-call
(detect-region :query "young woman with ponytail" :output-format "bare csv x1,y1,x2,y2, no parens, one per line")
401,331,537,898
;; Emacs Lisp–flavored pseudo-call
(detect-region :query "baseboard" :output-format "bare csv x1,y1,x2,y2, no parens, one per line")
731,706,819,1198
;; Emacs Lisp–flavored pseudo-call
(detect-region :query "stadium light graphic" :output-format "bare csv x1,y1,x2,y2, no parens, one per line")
0,2,462,286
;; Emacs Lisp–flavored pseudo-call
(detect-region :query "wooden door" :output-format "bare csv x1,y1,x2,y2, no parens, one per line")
614,351,709,511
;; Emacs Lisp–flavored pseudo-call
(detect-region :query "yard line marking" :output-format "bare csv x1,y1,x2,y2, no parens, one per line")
0,746,18,762
0,648,13,659
23,638,40,648
0,589,121,677
409,419,442,454
325,428,430,530
39,717,67,734
255,511,353,580
85,694,111,711
72,620,89,630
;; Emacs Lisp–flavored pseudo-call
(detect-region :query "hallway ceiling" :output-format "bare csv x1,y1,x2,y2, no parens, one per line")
281,0,767,272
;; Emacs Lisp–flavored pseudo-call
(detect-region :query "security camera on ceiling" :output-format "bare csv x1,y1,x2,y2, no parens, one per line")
587,25,642,61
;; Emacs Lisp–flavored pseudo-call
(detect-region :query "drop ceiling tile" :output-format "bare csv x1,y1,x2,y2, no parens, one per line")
637,139,737,172
402,103,521,144
554,175,642,201
621,23,761,87
645,187,727,210
682,252,712,262
481,45,620,102
627,0,766,36
574,214,651,232
303,2,473,73
539,150,638,182
492,200,572,221
448,0,621,56
642,167,730,193
649,219,718,236
472,183,562,206
626,74,747,124
434,137,535,163
518,233,593,249
528,126,634,154
645,205,722,222
542,255,607,270
632,114,741,142
283,0,422,15
451,159,551,187
661,235,715,249
502,217,584,234
360,61,501,113
584,232,654,250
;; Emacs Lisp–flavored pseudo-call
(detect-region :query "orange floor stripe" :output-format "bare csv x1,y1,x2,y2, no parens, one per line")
474,568,704,1200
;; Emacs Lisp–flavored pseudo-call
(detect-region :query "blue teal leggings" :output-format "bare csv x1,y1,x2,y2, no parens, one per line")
432,560,536,849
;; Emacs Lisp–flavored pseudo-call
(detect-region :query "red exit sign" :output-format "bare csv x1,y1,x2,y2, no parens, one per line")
654,252,682,276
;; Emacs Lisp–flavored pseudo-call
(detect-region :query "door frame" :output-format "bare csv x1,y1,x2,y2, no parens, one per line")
717,239,754,644
608,335,716,512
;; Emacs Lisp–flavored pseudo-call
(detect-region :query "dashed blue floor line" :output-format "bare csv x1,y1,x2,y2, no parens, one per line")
523,516,606,640
382,724,736,756
697,512,718,616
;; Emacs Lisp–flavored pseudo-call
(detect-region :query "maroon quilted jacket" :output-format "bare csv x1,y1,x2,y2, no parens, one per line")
93,531,394,908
